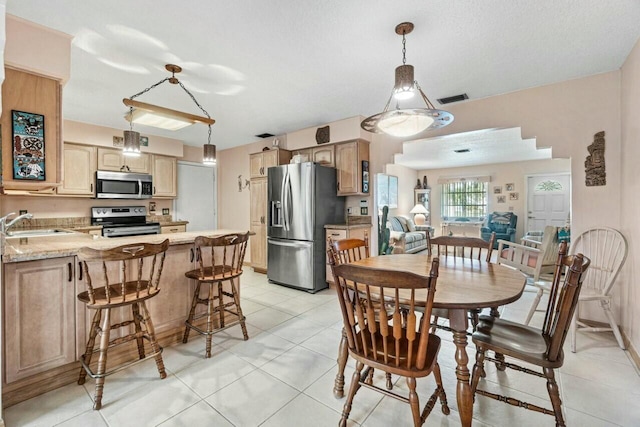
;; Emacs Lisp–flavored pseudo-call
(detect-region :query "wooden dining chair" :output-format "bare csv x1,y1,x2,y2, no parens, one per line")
77,239,170,410
496,225,561,325
329,256,449,427
470,242,590,427
428,233,496,331
569,227,628,351
327,233,394,392
183,232,250,358
429,233,495,261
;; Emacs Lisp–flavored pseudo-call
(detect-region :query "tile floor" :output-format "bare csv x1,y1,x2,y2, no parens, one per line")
5,268,640,426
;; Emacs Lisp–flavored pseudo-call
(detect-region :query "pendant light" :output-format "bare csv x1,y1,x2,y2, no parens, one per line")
361,22,453,137
124,64,217,165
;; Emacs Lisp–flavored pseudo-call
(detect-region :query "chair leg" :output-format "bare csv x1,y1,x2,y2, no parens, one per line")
93,308,111,410
334,328,348,399
570,309,578,353
229,277,249,340
139,301,167,379
206,282,215,358
470,347,486,397
525,287,544,325
340,361,364,427
407,376,422,427
132,304,145,359
217,281,225,328
433,362,450,415
385,372,393,390
544,367,566,427
431,316,439,334
183,281,202,344
78,309,101,386
602,301,626,350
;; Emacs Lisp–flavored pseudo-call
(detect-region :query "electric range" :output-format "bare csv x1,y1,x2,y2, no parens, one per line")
91,206,161,238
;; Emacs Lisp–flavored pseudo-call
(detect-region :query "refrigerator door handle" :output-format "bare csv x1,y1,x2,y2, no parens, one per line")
268,238,310,248
285,171,293,231
283,171,291,231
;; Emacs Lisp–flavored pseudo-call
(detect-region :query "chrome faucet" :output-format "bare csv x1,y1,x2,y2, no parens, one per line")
0,212,34,234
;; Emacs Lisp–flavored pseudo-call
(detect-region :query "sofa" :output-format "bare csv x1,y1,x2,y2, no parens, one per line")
480,212,517,249
388,215,431,254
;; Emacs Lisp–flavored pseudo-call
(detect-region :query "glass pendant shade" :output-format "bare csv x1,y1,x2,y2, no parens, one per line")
123,130,141,157
203,143,217,165
376,111,435,137
393,64,415,100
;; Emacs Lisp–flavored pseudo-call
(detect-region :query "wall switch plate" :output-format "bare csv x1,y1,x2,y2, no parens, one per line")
19,209,27,215
347,207,353,214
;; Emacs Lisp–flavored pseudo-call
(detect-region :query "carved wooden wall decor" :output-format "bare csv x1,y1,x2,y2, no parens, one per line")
316,126,330,144
585,131,606,186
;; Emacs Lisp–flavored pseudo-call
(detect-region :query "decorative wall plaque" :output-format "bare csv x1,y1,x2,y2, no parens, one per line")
315,126,330,144
585,131,606,186
12,110,45,180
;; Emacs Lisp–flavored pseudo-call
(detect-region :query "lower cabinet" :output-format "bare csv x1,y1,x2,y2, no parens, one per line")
325,226,370,284
161,224,187,234
250,223,267,272
4,257,77,383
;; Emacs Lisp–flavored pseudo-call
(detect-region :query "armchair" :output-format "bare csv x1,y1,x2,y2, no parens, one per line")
481,212,517,249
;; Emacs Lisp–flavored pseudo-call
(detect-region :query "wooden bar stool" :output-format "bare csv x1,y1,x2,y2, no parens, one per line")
77,239,170,410
183,232,250,358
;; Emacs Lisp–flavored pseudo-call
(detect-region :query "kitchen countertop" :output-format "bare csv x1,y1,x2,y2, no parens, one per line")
324,223,372,230
1,229,249,263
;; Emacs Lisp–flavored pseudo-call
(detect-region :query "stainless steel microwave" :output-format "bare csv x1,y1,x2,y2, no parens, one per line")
95,171,153,199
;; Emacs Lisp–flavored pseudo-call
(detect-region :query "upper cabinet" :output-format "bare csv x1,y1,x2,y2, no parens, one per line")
293,146,335,167
1,68,62,192
335,139,370,195
152,154,177,198
57,143,96,196
250,149,291,178
97,147,150,173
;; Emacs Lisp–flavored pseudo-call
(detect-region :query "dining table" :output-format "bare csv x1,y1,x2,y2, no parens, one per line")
332,253,527,427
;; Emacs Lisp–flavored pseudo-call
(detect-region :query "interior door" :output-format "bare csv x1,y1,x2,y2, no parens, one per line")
526,174,570,232
174,161,216,231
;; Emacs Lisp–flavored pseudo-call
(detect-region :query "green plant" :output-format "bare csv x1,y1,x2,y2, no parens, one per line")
378,205,392,255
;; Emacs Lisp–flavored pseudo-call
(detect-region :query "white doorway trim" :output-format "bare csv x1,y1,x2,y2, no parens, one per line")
173,160,218,231
524,172,571,233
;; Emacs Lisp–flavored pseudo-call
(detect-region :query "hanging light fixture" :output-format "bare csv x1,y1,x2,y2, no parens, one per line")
124,64,217,165
361,22,453,138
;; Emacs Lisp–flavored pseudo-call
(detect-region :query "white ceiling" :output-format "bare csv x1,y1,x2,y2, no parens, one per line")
6,1,640,152
394,127,551,170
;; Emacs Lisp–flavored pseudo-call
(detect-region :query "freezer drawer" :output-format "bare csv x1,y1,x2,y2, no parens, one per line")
267,238,314,291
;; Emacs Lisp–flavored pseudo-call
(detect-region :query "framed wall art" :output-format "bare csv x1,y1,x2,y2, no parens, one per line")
497,195,506,203
509,192,519,201
12,110,45,180
493,186,502,194
505,183,515,191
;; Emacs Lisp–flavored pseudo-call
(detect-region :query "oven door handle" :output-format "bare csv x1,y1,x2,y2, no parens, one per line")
138,179,142,198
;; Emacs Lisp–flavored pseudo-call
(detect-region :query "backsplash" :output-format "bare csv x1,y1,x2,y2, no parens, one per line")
11,214,177,231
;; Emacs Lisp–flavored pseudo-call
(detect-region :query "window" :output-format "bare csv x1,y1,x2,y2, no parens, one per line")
441,180,488,219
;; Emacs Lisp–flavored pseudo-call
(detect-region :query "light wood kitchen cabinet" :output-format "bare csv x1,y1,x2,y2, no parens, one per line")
1,68,62,192
335,139,370,195
291,146,334,167
248,149,290,272
249,149,291,178
161,224,186,234
97,147,150,173
57,143,96,196
325,226,370,284
250,178,268,272
152,154,177,198
4,257,77,383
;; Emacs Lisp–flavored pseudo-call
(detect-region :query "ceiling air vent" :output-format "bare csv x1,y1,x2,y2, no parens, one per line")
437,93,469,105
255,133,275,139
454,148,470,153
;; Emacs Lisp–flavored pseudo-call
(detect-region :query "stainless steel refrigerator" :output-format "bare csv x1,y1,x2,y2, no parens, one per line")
267,162,345,292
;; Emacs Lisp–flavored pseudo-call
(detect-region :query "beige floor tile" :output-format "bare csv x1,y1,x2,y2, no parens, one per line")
268,317,327,344
261,345,336,391
99,375,199,427
174,349,256,398
245,306,294,330
224,330,295,367
205,369,298,426
4,383,92,427
300,327,344,360
54,409,108,427
262,393,357,426
158,400,233,426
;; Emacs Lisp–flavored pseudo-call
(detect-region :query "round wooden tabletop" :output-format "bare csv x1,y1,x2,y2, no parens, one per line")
350,254,527,309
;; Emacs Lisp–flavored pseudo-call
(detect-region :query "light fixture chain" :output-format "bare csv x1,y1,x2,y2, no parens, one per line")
129,77,171,100
177,81,212,120
402,32,406,65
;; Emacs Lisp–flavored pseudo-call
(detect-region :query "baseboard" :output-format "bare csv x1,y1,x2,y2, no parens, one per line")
622,331,640,371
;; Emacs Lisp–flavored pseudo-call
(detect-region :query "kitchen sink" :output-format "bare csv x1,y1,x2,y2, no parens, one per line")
6,229,76,238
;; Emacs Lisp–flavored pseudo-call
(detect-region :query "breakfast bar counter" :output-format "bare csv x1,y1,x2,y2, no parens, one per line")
2,229,246,262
